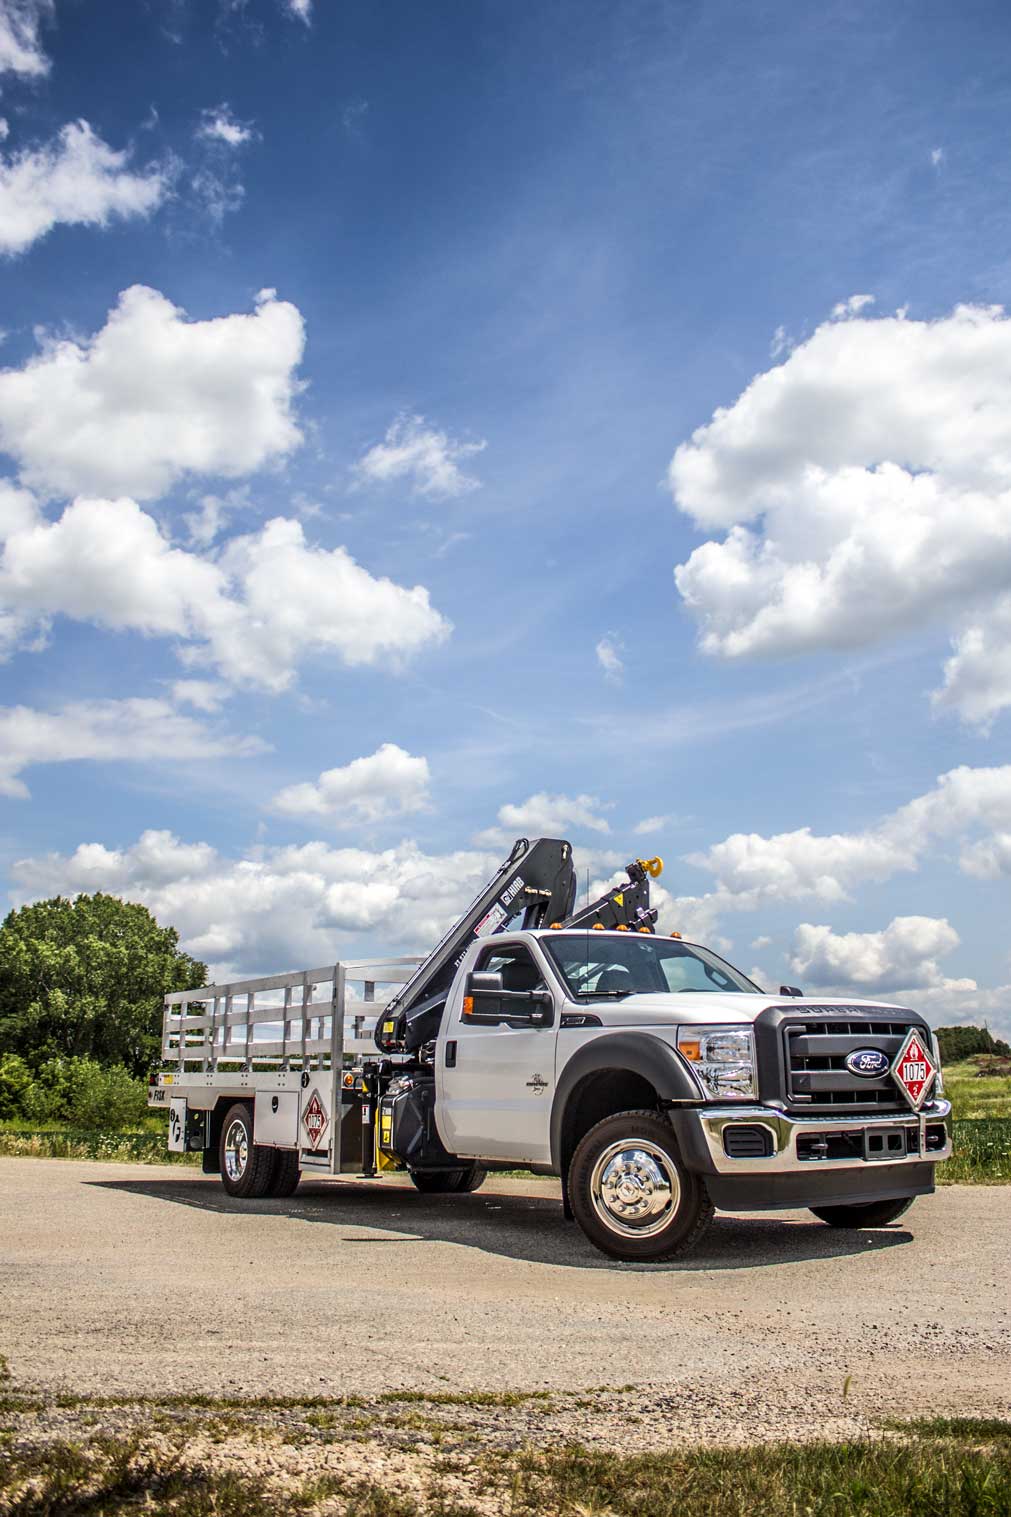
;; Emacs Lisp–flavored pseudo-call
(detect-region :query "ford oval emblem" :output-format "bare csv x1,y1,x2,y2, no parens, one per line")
845,1048,890,1078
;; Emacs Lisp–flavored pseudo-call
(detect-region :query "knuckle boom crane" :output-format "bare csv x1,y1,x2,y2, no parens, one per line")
375,837,664,1055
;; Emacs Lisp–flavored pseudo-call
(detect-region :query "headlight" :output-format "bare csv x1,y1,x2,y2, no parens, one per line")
677,1026,757,1101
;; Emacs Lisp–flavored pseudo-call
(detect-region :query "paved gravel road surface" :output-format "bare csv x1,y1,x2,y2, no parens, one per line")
2,1158,1008,1445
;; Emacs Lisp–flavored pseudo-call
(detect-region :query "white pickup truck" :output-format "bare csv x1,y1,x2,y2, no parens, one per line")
150,838,952,1262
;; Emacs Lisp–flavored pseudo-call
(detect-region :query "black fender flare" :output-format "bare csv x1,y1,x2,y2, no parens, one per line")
549,1031,701,1171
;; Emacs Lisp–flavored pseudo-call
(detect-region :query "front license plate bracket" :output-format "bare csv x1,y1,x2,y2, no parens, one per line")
863,1125,908,1162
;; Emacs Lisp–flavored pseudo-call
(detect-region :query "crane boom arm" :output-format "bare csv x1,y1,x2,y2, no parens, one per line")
375,836,576,1051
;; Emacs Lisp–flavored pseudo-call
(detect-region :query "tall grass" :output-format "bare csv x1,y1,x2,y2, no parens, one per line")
940,1119,1011,1184
0,1128,199,1164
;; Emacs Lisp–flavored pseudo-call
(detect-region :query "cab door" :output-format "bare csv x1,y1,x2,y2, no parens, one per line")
436,940,558,1164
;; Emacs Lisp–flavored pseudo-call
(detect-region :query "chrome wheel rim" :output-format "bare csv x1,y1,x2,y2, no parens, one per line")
223,1118,249,1182
589,1138,679,1239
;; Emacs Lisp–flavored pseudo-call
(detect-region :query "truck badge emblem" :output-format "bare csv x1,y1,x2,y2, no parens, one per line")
302,1091,329,1147
526,1074,549,1093
890,1030,937,1111
844,1048,890,1078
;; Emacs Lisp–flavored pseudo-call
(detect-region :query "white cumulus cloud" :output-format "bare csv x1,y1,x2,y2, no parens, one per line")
0,285,304,499
272,744,431,826
475,792,612,848
0,120,169,258
934,593,1011,731
669,763,1011,953
0,0,52,77
0,495,452,689
9,832,510,976
669,303,1011,725
687,762,1011,910
355,414,486,499
789,915,968,995
0,697,265,799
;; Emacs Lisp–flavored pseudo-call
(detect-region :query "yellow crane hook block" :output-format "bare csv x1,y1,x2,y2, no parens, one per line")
638,856,664,879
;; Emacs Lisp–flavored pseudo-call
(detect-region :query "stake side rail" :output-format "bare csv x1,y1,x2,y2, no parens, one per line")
161,958,422,1072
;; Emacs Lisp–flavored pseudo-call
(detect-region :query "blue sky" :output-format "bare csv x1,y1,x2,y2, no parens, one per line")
1,0,1010,1033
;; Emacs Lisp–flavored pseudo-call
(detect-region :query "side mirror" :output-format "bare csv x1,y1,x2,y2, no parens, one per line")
779,985,805,998
468,970,504,995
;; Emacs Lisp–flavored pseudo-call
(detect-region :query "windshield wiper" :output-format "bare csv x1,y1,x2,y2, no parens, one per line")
575,988,634,999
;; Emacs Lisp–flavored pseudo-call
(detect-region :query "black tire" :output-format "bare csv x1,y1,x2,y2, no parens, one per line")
409,1165,487,1194
218,1102,276,1199
810,1196,915,1228
267,1148,301,1198
569,1109,714,1262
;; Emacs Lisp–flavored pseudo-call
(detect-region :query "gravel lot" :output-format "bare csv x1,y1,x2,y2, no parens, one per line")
2,1157,1009,1446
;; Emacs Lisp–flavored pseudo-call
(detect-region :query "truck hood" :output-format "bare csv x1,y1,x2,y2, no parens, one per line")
580,992,915,1028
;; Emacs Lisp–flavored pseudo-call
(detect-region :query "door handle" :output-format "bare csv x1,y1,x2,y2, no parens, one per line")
445,1040,457,1068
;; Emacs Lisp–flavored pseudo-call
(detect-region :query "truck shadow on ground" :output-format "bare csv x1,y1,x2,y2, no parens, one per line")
89,1175,913,1272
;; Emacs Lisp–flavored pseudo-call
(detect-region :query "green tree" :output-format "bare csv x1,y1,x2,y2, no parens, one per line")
935,1024,1011,1063
0,894,206,1077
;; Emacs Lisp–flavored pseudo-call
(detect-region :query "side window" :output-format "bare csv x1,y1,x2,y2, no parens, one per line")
463,943,550,1025
475,944,547,993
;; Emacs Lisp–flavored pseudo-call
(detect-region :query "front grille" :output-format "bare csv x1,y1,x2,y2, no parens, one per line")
784,1019,916,1112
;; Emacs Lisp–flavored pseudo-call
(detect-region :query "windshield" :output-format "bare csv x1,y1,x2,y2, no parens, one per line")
543,934,762,998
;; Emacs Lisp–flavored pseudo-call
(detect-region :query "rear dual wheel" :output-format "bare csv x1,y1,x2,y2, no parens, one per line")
219,1103,301,1199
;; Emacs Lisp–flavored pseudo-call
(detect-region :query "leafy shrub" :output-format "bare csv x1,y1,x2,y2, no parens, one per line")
21,1057,149,1129
0,1053,33,1119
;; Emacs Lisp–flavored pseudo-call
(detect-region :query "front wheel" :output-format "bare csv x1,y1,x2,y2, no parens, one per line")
810,1197,915,1228
569,1110,713,1262
409,1165,486,1194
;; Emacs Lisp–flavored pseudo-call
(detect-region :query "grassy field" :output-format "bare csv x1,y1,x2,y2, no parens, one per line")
942,1059,1011,1120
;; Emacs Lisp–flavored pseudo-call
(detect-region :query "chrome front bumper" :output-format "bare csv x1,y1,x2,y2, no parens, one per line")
692,1099,952,1176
